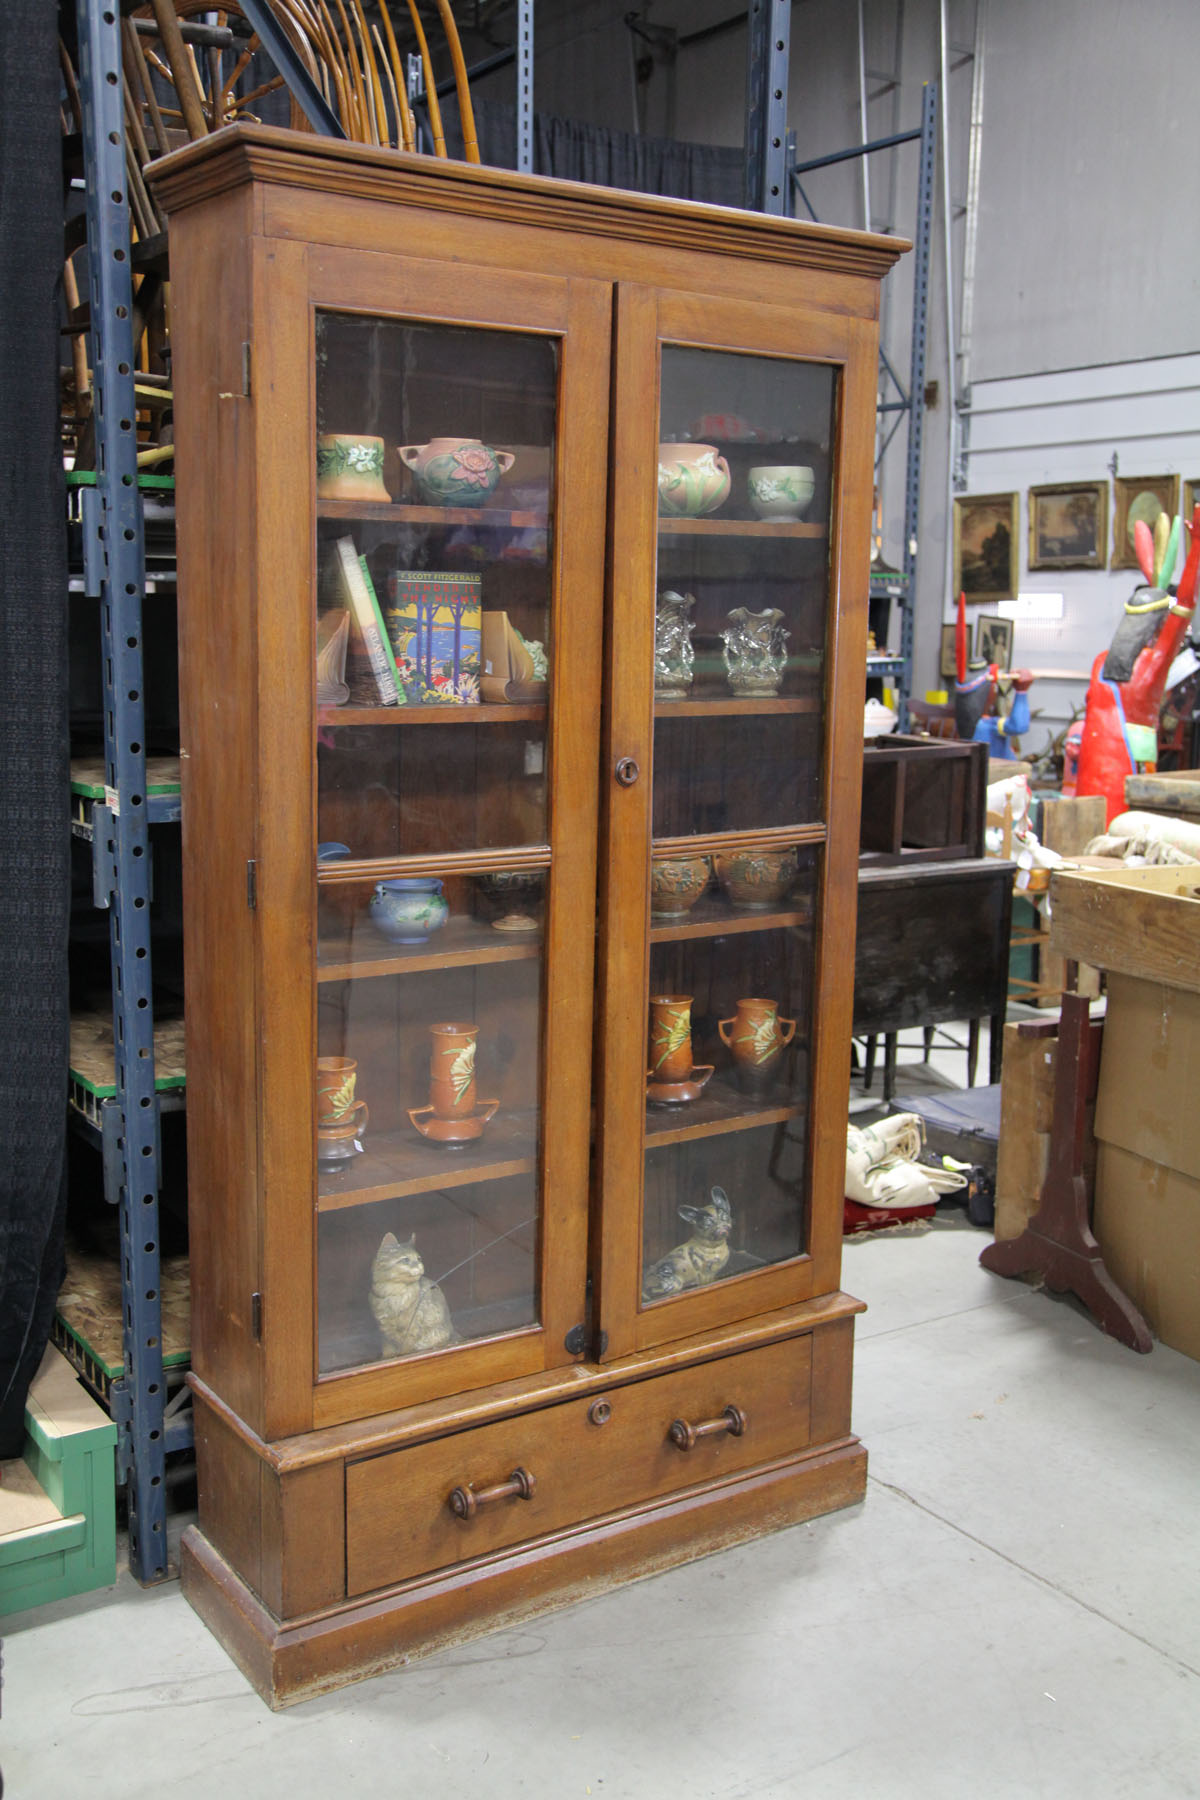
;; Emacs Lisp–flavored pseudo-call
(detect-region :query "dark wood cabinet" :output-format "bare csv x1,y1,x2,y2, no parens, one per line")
151,124,904,1706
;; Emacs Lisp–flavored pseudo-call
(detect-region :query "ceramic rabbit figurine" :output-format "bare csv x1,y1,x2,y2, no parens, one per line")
642,1186,733,1300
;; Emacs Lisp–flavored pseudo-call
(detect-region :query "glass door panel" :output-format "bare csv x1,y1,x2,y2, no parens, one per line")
639,344,837,1315
313,310,557,1377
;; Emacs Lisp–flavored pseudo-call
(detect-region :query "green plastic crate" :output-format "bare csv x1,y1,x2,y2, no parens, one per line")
0,1346,117,1614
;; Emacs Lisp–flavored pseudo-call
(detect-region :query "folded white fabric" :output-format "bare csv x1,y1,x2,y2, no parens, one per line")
846,1112,968,1209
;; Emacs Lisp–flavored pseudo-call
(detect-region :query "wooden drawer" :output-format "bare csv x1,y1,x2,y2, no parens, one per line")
345,1332,813,1596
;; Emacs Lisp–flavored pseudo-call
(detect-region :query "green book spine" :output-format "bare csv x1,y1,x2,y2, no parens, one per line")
359,555,406,704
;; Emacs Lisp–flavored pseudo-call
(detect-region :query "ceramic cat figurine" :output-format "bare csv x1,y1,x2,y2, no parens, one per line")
369,1232,459,1358
642,1186,733,1301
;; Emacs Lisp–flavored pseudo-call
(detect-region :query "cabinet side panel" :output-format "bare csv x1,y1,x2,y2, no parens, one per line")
808,313,881,1297
171,187,264,1428
809,1314,857,1446
192,1389,264,1599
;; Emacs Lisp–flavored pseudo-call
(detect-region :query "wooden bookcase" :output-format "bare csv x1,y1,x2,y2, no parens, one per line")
150,125,905,1706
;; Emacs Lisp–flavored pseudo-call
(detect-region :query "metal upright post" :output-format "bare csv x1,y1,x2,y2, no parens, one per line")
744,0,791,214
897,81,937,727
515,0,534,174
75,0,171,1582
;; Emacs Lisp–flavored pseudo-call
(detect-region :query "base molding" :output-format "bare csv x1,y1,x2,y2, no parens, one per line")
183,1437,867,1707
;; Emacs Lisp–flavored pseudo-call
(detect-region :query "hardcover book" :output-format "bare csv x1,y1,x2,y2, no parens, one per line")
328,536,401,706
386,571,482,705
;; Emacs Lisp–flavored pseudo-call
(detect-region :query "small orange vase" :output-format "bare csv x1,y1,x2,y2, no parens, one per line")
718,997,796,1089
646,994,714,1105
409,1022,499,1143
315,1057,368,1132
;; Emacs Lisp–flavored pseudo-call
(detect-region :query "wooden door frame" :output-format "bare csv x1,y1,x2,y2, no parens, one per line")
250,238,613,1435
594,283,879,1361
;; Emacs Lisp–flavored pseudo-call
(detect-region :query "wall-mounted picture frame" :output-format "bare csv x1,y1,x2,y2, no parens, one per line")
976,614,1013,670
1112,474,1180,571
939,623,959,683
1185,479,1198,524
953,492,1018,601
1027,481,1108,570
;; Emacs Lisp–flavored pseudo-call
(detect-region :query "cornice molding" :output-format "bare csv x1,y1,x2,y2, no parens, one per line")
148,124,909,281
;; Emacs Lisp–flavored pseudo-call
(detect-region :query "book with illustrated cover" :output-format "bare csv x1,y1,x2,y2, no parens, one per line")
328,535,402,706
386,571,481,705
480,610,549,703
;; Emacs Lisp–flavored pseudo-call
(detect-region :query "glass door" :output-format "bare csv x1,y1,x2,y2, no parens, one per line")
296,260,610,1420
596,286,875,1357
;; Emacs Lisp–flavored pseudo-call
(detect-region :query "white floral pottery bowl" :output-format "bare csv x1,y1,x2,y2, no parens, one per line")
316,434,390,502
747,465,815,521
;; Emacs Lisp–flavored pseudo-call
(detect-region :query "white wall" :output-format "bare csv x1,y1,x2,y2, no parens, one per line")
959,352,1200,753
972,0,1200,382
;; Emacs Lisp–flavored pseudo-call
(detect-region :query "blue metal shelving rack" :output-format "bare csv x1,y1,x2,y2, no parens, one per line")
73,0,190,1583
785,81,939,728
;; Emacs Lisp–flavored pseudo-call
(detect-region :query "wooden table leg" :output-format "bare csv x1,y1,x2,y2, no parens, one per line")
979,991,1152,1352
882,1032,897,1105
966,1017,980,1087
862,1035,877,1091
988,1011,1004,1085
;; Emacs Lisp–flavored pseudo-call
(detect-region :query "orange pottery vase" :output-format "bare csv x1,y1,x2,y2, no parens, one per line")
409,1022,499,1143
647,994,714,1104
718,997,796,1090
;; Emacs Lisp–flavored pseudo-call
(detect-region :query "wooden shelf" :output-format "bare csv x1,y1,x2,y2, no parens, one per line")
649,898,813,942
654,695,820,718
316,1112,538,1211
644,1074,805,1148
318,702,546,726
319,1295,536,1378
318,916,542,981
318,499,548,530
657,518,827,539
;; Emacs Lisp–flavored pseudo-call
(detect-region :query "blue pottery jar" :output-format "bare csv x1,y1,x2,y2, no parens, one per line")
369,877,449,945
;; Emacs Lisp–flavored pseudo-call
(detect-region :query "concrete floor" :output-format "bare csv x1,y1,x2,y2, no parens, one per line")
5,1028,1200,1797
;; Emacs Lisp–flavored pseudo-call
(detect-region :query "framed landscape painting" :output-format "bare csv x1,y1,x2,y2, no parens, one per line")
1112,474,1179,571
939,622,959,682
1027,482,1107,570
953,492,1018,601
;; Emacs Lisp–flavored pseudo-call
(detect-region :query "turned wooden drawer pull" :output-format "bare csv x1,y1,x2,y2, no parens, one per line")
668,1404,747,1452
448,1467,537,1520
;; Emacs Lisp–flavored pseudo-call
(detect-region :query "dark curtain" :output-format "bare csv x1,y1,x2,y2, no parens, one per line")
0,0,70,1454
444,97,746,208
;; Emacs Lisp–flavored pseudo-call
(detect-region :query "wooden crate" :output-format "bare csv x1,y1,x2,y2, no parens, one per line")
860,735,988,865
0,1346,117,1615
1050,864,1200,991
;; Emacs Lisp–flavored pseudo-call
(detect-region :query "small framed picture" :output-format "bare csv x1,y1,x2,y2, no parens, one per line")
939,622,959,682
1185,479,1198,523
1027,481,1108,570
953,492,1019,601
975,614,1013,670
1112,474,1180,571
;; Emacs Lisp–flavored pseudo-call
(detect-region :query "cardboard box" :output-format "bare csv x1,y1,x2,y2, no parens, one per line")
1094,1143,1200,1361
1092,973,1200,1359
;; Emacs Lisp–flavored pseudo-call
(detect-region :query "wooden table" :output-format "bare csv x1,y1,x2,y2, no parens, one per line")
853,857,1016,1104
